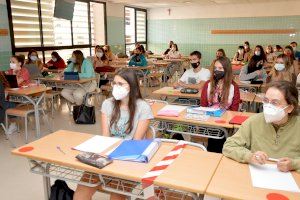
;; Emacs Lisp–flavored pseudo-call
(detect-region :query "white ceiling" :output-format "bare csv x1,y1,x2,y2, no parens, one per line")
107,0,296,8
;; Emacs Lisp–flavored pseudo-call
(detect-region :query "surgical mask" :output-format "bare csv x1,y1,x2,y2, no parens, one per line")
214,70,225,81
238,50,243,54
191,62,199,69
255,51,261,56
112,85,129,100
69,58,76,63
30,55,38,61
263,103,289,123
274,63,285,71
96,52,103,58
52,57,57,62
10,63,17,70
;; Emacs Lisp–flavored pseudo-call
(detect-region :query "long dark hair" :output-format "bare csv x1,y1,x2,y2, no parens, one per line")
26,49,39,64
110,69,142,133
12,55,25,68
209,57,233,107
284,45,296,61
51,51,62,61
72,50,84,73
248,45,266,72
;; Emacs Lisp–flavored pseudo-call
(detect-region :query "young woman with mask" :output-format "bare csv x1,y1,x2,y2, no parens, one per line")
92,45,109,69
73,69,153,200
25,49,44,79
243,41,252,62
128,46,148,67
265,45,276,63
6,55,30,87
223,81,300,173
201,56,240,153
239,45,267,81
267,54,296,85
216,49,226,59
103,45,116,61
232,46,245,63
46,51,66,69
163,40,174,55
173,51,210,89
284,45,299,76
165,43,181,59
61,50,96,105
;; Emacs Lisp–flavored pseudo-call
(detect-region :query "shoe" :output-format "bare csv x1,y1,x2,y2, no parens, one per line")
7,122,17,135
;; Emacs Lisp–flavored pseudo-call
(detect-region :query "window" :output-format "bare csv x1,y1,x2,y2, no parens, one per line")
125,7,147,55
8,0,106,62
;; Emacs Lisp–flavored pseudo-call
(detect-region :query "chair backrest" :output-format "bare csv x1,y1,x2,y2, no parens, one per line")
95,73,101,88
145,125,156,139
160,138,207,151
24,63,42,79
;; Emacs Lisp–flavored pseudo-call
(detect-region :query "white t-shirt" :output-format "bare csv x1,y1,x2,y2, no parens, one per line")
180,67,211,84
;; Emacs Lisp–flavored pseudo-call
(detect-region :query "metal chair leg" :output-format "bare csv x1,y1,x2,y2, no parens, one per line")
25,115,28,144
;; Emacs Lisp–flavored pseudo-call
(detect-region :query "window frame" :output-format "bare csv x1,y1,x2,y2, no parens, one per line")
124,6,147,52
6,0,107,63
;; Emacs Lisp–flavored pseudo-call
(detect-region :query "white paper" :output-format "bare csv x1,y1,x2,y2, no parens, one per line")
74,135,121,154
191,106,219,112
249,164,300,193
159,105,187,113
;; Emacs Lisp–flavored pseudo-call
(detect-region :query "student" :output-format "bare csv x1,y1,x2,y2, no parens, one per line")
239,45,267,81
233,46,245,62
173,51,210,89
284,45,299,76
223,81,300,173
128,46,148,67
92,45,109,69
165,43,181,59
24,49,44,79
274,45,283,56
73,69,153,200
163,40,174,55
103,45,116,61
267,54,297,85
265,45,276,63
201,56,240,153
6,55,30,87
216,49,226,59
46,51,66,69
243,41,252,62
290,41,300,61
61,50,96,105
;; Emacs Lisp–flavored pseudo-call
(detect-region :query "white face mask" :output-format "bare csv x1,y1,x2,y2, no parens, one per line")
96,52,103,58
30,55,38,61
238,50,243,54
263,103,289,123
255,51,261,56
274,63,285,71
10,63,17,70
292,46,297,51
112,85,129,100
52,57,57,62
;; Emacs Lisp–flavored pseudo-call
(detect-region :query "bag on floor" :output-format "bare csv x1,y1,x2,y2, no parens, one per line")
49,180,74,200
73,95,96,124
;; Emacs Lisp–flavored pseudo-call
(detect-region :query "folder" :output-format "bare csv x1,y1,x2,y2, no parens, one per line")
108,139,161,163
229,115,249,125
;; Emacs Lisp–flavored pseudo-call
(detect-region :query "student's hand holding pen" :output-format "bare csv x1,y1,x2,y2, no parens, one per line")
250,151,268,165
277,157,293,172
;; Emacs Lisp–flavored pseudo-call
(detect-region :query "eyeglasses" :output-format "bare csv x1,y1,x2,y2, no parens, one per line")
111,81,128,87
262,97,288,107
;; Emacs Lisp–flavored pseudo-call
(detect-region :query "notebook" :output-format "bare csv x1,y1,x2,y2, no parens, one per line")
64,72,79,80
229,115,249,125
108,139,161,163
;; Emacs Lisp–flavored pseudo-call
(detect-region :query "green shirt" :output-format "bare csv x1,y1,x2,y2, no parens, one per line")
223,113,300,172
65,59,95,79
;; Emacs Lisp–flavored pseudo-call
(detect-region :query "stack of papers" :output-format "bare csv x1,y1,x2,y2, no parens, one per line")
157,105,187,117
249,164,300,193
186,106,225,117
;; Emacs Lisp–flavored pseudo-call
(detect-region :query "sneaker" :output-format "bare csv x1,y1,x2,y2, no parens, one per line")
7,122,17,135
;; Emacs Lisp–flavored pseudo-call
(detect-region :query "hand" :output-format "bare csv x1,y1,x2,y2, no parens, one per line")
256,70,263,76
173,82,179,89
249,151,268,165
277,157,293,172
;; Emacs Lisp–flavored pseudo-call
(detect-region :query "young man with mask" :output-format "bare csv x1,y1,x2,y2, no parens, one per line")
173,51,210,89
223,81,300,173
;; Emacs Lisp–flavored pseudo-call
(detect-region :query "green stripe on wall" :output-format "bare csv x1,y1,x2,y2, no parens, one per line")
107,16,125,54
148,15,300,67
0,3,12,71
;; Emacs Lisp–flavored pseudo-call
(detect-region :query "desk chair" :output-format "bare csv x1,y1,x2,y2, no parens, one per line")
85,73,102,107
45,90,61,118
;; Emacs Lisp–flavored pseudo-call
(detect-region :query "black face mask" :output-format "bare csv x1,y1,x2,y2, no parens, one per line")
214,70,225,81
191,62,200,69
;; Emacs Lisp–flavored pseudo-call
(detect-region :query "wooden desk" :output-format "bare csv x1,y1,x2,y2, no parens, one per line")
240,91,256,103
39,77,96,90
12,130,222,199
206,157,300,200
153,87,201,99
5,85,51,96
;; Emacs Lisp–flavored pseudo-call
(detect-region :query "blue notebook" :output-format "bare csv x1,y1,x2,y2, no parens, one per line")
108,139,161,163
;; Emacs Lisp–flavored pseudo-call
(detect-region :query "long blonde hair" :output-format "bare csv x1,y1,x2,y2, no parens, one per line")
270,54,294,82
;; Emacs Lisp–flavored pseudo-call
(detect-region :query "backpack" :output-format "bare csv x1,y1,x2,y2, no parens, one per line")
49,180,74,200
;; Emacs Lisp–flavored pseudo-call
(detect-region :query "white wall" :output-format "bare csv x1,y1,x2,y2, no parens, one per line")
149,1,300,19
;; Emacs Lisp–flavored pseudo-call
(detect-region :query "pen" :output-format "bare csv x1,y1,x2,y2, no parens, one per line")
268,158,279,162
56,146,66,155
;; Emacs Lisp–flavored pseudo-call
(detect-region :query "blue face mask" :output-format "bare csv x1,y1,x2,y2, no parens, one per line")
30,55,38,61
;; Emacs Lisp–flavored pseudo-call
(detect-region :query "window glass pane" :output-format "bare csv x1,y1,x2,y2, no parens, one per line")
90,2,105,46
136,11,146,42
72,1,89,45
11,0,41,47
125,7,135,44
41,0,72,46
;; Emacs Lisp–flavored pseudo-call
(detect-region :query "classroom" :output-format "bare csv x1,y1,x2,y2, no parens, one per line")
0,0,300,199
